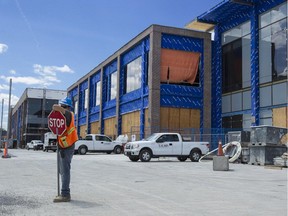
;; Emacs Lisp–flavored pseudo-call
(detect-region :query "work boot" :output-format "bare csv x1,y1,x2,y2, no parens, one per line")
53,195,71,203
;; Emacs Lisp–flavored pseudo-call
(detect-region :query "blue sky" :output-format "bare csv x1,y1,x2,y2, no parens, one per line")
0,0,218,129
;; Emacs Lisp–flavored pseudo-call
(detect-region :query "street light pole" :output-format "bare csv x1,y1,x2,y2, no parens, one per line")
0,99,4,148
7,78,12,144
2,79,12,158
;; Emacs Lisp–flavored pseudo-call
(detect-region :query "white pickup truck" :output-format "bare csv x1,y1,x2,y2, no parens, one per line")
124,133,209,162
74,134,125,155
26,140,44,151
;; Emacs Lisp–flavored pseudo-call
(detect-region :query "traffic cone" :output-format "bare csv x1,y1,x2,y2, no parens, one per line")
217,140,224,156
2,143,11,159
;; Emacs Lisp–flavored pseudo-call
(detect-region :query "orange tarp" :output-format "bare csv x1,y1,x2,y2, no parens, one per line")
161,49,200,84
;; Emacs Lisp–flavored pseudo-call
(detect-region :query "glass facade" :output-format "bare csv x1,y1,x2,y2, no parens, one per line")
259,2,287,124
221,2,288,129
222,21,251,93
221,21,252,129
259,2,287,83
26,98,58,141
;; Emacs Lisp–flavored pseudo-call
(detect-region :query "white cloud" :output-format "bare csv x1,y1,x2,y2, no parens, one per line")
0,84,10,90
0,93,19,106
0,75,47,85
0,64,73,88
33,64,74,76
0,93,19,130
0,43,8,54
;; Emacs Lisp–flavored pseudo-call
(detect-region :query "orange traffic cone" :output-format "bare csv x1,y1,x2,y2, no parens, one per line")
2,143,10,158
217,140,224,156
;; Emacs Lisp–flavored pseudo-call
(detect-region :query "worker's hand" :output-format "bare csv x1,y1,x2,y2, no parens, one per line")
52,104,65,114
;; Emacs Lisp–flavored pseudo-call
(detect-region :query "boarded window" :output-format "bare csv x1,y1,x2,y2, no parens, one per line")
161,49,200,85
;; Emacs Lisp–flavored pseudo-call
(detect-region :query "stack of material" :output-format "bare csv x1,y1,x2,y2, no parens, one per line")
227,131,250,163
273,153,288,167
249,126,287,166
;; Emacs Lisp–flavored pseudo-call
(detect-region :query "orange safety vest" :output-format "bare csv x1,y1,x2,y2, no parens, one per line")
58,112,78,149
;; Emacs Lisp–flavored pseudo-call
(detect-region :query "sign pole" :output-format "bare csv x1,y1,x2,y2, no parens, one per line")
47,109,66,197
56,127,60,196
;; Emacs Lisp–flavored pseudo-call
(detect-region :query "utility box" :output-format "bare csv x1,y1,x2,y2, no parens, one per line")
241,147,250,163
228,131,250,147
250,126,287,146
249,145,288,166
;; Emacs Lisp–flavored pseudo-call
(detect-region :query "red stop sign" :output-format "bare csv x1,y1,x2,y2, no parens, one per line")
48,111,67,136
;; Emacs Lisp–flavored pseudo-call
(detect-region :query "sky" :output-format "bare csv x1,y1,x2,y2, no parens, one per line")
0,0,218,130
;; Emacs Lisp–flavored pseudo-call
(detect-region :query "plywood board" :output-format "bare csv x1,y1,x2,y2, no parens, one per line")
160,107,200,131
79,125,87,139
160,107,169,129
273,107,287,128
104,117,116,138
121,111,140,135
169,108,180,129
179,108,191,128
190,109,200,128
90,121,100,134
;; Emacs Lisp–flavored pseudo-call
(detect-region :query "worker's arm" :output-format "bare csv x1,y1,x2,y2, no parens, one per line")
52,104,65,114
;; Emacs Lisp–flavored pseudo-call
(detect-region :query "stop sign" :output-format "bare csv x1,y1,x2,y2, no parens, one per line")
48,111,67,136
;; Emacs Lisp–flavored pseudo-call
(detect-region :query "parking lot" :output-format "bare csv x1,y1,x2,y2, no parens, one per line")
0,149,287,216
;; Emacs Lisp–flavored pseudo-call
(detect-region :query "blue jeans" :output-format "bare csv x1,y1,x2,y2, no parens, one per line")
59,144,75,197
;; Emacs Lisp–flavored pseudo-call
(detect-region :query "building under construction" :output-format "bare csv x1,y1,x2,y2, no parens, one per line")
11,88,66,148
8,0,287,150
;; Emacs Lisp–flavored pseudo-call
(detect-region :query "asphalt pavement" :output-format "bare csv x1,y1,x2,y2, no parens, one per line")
0,149,287,216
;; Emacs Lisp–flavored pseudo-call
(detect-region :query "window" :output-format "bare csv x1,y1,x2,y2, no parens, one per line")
222,21,251,93
125,56,142,94
27,98,42,116
259,2,287,83
96,135,112,142
222,115,243,129
222,38,243,93
157,134,179,142
84,89,88,109
95,81,101,106
85,135,92,141
110,71,117,100
74,101,78,115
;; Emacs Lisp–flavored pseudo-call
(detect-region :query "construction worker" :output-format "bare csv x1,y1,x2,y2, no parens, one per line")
52,97,78,202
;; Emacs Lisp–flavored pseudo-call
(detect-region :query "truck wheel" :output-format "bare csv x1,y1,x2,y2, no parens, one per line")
140,149,152,162
129,156,139,162
190,149,201,162
114,146,122,154
177,156,188,162
78,146,87,155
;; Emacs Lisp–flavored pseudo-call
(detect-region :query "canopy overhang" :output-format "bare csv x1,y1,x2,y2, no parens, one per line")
185,0,254,32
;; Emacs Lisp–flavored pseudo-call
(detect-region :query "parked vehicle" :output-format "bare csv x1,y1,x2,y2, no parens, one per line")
43,132,57,152
26,140,44,150
74,134,125,155
124,133,210,162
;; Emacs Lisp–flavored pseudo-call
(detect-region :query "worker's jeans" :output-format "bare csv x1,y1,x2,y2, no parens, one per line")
59,144,75,197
